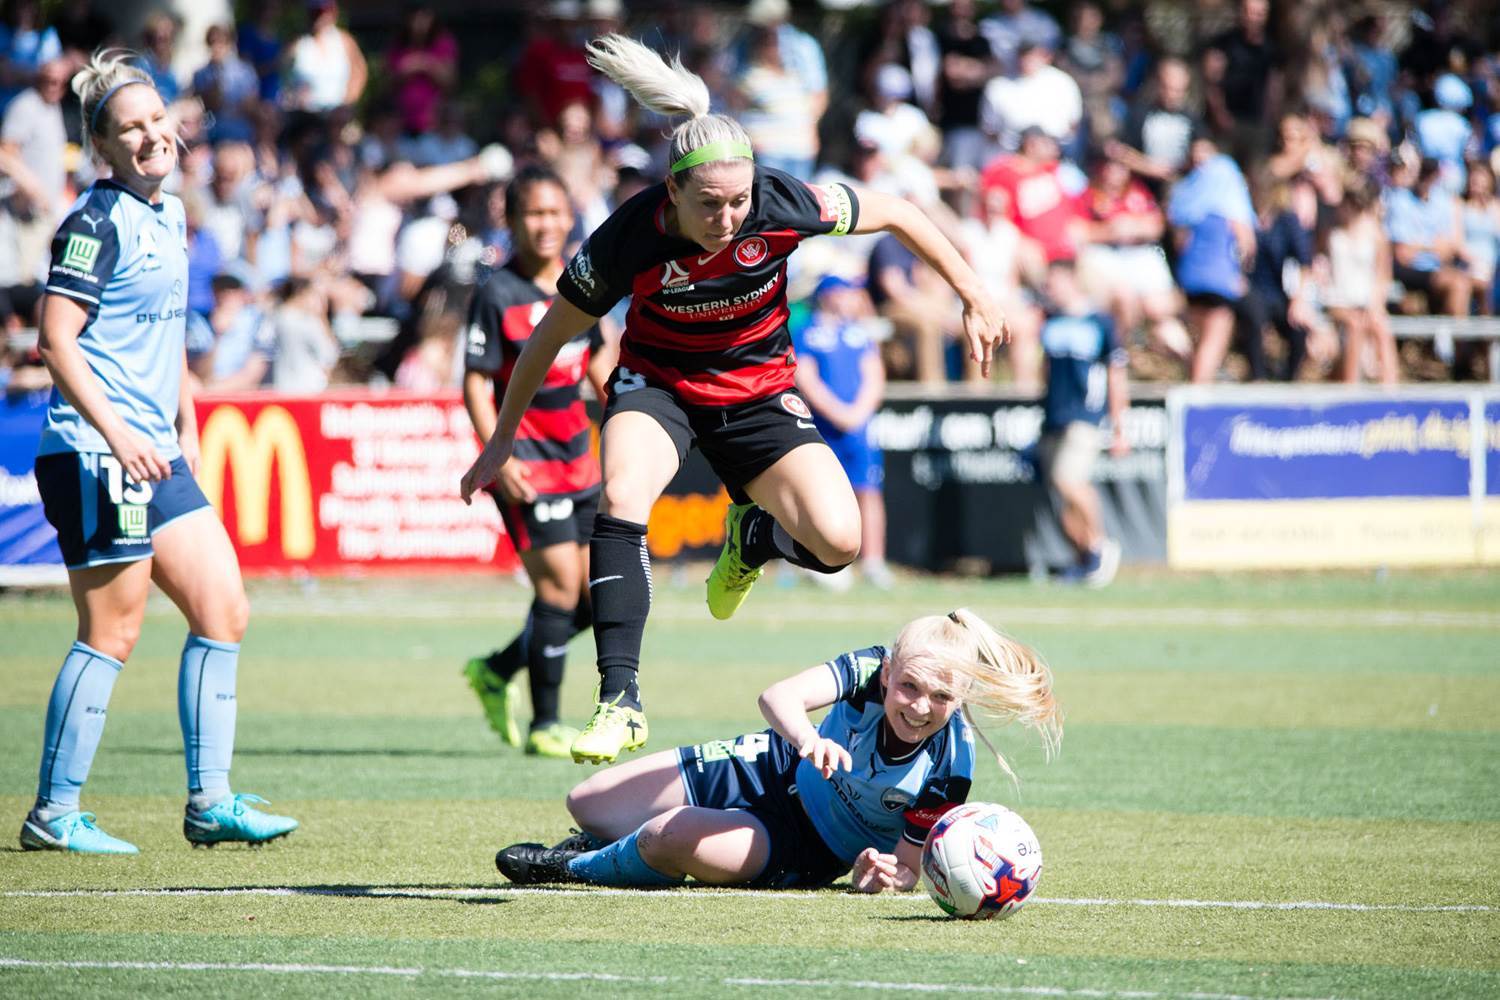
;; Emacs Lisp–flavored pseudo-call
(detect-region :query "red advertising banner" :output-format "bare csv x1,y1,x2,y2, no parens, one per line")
195,391,517,574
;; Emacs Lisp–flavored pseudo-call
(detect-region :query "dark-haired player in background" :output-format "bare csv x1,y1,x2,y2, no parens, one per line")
462,166,616,759
462,36,1009,766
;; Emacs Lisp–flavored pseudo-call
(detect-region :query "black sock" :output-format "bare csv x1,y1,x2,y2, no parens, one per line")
526,600,575,729
589,514,650,710
484,618,529,681
738,506,847,574
572,599,592,635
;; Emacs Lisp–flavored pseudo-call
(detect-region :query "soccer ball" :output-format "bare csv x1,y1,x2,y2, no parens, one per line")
921,802,1042,920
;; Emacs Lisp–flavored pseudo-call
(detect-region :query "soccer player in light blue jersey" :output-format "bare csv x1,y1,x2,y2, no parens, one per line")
496,609,1060,890
19,50,296,856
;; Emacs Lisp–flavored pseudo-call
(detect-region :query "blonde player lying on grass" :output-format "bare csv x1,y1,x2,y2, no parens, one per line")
495,610,1060,890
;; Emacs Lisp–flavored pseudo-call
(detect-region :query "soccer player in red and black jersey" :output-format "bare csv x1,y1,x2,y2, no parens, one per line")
461,166,618,759
461,35,1009,765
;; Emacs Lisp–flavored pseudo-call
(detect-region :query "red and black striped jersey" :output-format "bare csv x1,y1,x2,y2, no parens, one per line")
465,259,603,497
556,166,860,407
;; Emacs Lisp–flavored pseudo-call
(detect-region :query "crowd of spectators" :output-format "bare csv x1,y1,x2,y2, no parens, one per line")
5,0,1500,398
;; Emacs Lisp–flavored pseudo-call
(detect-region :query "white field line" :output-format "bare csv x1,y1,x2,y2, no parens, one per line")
224,596,1500,631
0,957,1349,1000
2,886,1492,912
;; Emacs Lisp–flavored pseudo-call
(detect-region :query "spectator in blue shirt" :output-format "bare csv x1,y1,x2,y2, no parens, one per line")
1168,135,1256,382
1416,73,1475,194
1038,259,1128,587
793,275,891,589
1385,156,1473,316
192,24,261,145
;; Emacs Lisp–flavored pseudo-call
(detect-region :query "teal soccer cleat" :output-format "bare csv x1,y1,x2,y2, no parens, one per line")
184,794,298,847
19,810,139,855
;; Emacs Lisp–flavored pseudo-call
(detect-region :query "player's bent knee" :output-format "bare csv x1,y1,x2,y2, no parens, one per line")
86,621,140,663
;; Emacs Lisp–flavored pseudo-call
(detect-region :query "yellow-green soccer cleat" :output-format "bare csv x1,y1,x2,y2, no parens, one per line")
525,722,580,759
706,502,763,621
463,658,522,747
570,693,649,765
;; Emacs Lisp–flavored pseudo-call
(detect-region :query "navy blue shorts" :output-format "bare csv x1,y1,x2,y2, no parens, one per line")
35,452,212,570
676,729,849,889
492,488,599,553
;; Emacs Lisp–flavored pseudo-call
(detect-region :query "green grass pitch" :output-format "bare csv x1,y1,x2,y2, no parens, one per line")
2,569,1498,998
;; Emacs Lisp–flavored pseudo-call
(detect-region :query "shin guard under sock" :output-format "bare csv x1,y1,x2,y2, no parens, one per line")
588,514,650,709
526,600,575,728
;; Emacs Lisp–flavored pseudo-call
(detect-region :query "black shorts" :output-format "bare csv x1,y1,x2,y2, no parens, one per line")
602,367,825,505
1185,290,1240,310
677,730,850,889
1392,262,1438,295
35,452,212,569
491,487,599,553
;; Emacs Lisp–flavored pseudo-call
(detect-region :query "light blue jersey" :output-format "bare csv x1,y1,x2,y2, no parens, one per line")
796,646,976,863
38,180,189,459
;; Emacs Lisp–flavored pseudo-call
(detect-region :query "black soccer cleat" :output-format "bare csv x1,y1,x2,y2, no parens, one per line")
495,842,585,884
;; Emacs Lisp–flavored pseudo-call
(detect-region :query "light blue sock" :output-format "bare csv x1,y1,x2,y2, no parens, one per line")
178,634,239,808
566,826,684,887
35,641,122,818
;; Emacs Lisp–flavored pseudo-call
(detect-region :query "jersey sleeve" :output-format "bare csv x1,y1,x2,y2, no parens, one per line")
45,206,122,322
823,645,887,702
760,168,860,240
556,213,633,318
902,773,974,846
463,279,506,375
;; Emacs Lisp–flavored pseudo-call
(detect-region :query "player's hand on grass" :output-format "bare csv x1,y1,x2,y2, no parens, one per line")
494,458,537,504
460,435,514,505
108,427,172,483
851,848,901,893
799,736,851,779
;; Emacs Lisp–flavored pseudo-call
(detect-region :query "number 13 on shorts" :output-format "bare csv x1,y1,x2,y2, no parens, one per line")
698,732,771,763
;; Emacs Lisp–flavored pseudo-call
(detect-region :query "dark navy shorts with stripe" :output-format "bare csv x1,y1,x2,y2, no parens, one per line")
676,729,849,888
603,369,825,505
491,487,599,553
35,452,212,569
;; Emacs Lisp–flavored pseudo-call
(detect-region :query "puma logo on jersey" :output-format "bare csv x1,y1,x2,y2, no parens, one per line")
80,212,103,233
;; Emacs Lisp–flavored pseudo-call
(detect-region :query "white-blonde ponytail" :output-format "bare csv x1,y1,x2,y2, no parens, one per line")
73,48,155,159
585,33,753,178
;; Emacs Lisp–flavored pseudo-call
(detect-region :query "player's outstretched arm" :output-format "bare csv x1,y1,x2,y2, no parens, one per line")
460,297,595,503
758,664,850,779
848,188,1010,377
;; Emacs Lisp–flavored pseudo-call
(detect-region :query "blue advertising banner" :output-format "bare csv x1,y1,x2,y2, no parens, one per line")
1181,400,1473,501
1169,388,1498,570
1488,401,1500,497
0,390,62,575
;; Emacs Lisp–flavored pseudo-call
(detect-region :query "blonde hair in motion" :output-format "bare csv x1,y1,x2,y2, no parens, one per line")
584,34,753,178
72,49,157,159
890,608,1063,784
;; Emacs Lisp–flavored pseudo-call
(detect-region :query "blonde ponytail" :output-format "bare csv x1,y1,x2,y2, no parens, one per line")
585,33,753,179
890,609,1062,784
72,48,155,159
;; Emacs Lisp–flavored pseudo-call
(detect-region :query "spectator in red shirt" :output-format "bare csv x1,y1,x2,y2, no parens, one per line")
979,127,1088,266
514,3,597,128
1078,156,1189,366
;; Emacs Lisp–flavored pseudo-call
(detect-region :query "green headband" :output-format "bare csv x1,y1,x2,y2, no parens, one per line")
670,140,755,174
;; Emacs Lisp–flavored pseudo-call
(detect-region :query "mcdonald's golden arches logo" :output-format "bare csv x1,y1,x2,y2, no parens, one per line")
197,405,315,559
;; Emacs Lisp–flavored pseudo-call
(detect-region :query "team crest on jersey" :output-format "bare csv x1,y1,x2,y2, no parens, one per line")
661,259,692,288
779,392,812,420
880,788,914,813
734,237,768,268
